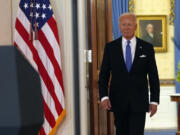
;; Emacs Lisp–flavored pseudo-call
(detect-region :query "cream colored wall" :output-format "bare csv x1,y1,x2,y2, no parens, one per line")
51,0,75,135
0,0,12,45
134,0,177,130
4,0,75,134
135,0,175,79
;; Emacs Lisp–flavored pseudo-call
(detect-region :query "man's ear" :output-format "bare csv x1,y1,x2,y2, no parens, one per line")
119,22,122,32
135,24,137,30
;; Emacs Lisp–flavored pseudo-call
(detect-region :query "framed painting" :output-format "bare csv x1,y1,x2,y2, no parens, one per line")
136,15,167,52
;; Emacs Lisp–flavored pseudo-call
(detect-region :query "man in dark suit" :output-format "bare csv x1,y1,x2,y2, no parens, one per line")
98,13,160,135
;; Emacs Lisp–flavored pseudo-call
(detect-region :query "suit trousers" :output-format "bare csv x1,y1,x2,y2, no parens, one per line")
114,111,146,135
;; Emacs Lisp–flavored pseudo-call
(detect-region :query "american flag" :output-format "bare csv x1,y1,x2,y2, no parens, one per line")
14,0,65,135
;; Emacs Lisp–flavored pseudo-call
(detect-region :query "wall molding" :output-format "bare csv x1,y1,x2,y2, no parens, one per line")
160,79,175,86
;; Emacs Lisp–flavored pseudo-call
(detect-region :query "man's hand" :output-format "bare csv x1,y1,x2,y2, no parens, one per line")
149,104,157,117
101,99,112,110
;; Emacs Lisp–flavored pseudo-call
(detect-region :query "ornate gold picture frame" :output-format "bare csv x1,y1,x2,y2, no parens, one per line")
136,15,167,52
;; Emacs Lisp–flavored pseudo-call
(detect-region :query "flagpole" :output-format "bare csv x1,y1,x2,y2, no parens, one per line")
29,0,33,41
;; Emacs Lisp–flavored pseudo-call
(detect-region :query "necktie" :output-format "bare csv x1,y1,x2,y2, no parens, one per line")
126,40,132,72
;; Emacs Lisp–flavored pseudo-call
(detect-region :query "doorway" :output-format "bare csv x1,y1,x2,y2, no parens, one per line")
87,0,114,135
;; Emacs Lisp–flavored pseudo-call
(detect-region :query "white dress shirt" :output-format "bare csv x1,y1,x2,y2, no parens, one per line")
101,36,158,105
122,36,136,62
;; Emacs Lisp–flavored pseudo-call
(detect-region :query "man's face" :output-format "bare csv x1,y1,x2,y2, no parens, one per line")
147,24,153,34
119,15,137,40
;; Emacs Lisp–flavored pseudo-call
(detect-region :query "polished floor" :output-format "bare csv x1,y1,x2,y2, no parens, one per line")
144,130,177,135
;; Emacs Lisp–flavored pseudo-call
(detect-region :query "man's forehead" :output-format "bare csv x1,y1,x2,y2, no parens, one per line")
120,17,136,23
121,15,134,18
147,24,153,27
120,15,136,21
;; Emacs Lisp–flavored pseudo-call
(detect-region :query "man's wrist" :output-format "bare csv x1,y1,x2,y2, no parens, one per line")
150,102,158,105
101,96,109,102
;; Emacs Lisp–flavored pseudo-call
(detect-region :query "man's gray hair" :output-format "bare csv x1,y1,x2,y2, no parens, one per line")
119,12,137,24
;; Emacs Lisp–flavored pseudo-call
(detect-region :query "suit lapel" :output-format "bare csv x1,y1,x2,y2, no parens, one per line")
118,37,129,73
129,38,141,73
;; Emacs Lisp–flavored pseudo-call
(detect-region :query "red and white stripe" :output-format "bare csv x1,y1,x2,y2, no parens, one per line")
14,8,65,135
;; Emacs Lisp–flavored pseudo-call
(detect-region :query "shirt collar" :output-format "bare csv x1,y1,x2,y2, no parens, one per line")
122,36,136,45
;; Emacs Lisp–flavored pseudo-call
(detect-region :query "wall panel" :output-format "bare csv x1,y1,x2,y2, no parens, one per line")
135,0,174,80
0,0,12,45
135,0,177,130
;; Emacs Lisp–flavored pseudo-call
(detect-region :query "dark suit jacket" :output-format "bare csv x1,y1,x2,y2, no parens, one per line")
98,37,160,113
